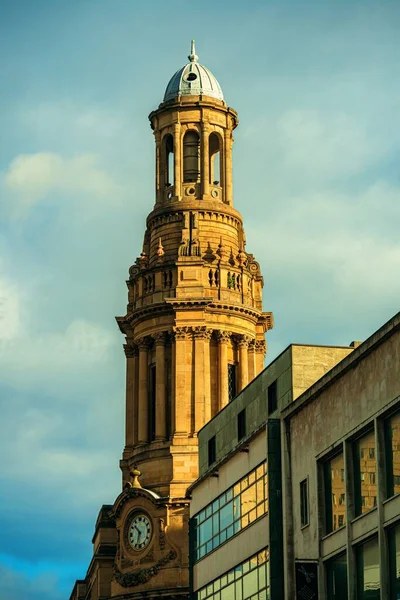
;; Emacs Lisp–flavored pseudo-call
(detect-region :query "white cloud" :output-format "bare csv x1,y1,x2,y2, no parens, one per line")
0,277,20,341
3,152,124,216
0,318,116,377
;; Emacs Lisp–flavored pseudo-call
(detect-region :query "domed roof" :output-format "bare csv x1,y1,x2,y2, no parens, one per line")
163,41,224,103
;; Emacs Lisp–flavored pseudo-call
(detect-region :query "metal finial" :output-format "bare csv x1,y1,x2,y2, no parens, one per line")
188,39,199,63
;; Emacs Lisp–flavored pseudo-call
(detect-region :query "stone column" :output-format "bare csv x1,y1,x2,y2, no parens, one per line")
224,129,233,205
137,337,151,444
173,122,181,199
173,327,189,435
248,339,256,383
201,123,210,198
193,327,212,432
154,332,167,441
238,335,250,391
255,339,267,376
217,331,230,410
124,343,138,448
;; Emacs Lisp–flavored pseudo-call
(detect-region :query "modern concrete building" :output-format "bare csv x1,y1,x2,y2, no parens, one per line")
188,312,400,600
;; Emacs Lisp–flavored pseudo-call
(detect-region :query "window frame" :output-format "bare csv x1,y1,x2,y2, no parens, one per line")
300,477,309,529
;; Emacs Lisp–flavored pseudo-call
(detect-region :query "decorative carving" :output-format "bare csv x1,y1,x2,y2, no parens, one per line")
236,246,247,267
191,237,201,256
183,212,190,229
114,550,177,587
124,343,138,358
191,212,198,229
159,519,166,550
216,236,226,261
192,326,212,340
154,331,167,346
236,335,251,348
137,251,148,270
136,337,152,350
129,265,139,281
255,340,267,354
203,242,216,264
248,339,256,352
216,330,231,343
156,238,164,262
173,326,191,340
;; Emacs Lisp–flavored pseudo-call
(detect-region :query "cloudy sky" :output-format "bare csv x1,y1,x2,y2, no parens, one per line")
0,0,399,597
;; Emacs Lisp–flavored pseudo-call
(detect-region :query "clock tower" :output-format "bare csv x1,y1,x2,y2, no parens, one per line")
69,42,273,600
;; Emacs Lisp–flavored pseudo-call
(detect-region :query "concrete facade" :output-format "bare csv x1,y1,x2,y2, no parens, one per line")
188,313,400,600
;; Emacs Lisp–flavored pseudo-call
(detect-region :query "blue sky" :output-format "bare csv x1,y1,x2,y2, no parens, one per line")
0,0,399,598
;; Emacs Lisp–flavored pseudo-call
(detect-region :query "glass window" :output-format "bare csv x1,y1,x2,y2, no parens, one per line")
356,537,380,599
193,462,267,561
388,523,400,599
300,479,309,527
324,452,346,534
326,553,348,600
385,412,400,499
197,549,269,600
354,430,377,516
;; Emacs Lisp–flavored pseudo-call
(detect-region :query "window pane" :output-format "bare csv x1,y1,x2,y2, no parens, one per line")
243,569,258,599
325,452,345,533
355,431,377,515
326,553,348,600
388,524,400,599
357,537,380,599
300,479,309,527
386,412,400,498
197,551,269,600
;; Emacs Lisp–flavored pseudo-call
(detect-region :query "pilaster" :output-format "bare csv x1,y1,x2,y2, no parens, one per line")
217,330,231,409
137,337,151,444
154,332,167,441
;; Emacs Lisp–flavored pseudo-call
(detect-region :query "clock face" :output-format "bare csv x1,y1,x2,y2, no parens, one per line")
128,514,152,551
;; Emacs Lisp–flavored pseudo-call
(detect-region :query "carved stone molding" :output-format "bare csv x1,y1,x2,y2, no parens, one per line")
114,550,177,587
236,334,251,348
159,518,166,550
192,326,213,340
248,339,256,352
173,326,192,341
216,330,231,344
255,340,267,354
153,331,167,346
124,343,138,358
136,337,152,351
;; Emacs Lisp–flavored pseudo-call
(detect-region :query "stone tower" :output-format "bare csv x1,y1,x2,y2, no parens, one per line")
69,42,273,600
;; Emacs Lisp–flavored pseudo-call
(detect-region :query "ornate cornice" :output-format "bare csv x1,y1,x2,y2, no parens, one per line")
114,550,177,587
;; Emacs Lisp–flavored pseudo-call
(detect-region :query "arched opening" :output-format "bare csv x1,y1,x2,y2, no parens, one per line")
183,130,200,182
163,134,174,187
209,133,221,185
